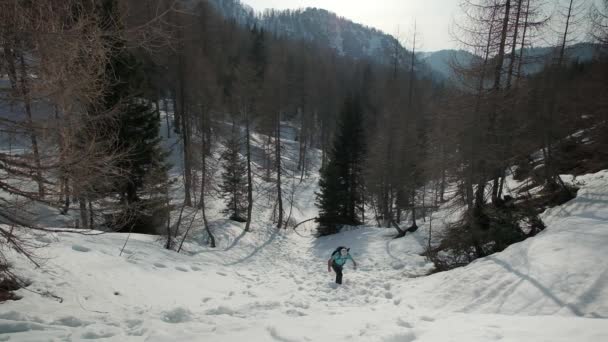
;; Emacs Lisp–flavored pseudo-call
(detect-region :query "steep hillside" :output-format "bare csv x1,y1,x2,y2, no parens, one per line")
204,0,411,66
3,110,608,340
4,169,607,341
259,7,407,66
406,171,608,318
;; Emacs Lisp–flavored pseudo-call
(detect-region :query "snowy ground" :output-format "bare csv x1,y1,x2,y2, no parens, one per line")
2,169,608,341
2,114,608,341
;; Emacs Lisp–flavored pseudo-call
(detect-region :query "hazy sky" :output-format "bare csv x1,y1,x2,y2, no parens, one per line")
240,0,461,51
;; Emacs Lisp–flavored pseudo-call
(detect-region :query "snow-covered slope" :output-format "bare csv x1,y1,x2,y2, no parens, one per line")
3,107,608,341
3,169,608,341
405,171,608,318
203,0,411,67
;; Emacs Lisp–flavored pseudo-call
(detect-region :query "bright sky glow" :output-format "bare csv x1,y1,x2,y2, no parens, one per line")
240,0,461,51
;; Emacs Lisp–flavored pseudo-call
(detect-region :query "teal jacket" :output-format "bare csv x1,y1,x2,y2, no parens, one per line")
331,253,353,266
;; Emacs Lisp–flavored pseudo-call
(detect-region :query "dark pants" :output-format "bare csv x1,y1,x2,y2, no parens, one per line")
332,262,344,284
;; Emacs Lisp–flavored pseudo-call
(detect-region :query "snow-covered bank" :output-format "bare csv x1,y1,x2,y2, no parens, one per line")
403,170,608,318
2,170,608,341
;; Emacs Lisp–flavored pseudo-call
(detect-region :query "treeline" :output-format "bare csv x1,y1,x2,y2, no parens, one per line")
317,0,608,269
402,0,608,268
144,0,425,238
0,0,178,275
0,0,425,268
1,0,607,279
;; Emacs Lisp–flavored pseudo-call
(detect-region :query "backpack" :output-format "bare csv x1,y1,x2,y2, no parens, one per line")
331,246,350,257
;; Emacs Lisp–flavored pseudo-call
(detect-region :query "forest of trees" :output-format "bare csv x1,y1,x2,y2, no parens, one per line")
1,0,607,282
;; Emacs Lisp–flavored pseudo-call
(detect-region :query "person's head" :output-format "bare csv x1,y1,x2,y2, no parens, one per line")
340,248,348,256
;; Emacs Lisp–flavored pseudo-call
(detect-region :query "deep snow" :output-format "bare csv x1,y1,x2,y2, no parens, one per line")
2,169,608,341
1,114,608,341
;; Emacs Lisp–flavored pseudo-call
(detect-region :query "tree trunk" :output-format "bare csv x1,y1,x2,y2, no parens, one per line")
489,0,512,206
163,97,171,138
2,43,18,91
558,0,575,67
421,184,427,222
245,112,254,232
382,183,390,226
391,220,406,237
299,135,307,183
407,21,417,105
199,110,216,246
88,199,94,229
498,168,507,199
396,206,402,224
361,191,365,224
172,88,180,134
492,0,511,92
265,135,272,181
320,117,327,170
506,0,524,90
276,112,284,229
55,106,70,214
516,0,532,85
165,186,172,249
440,166,446,203
154,95,161,122
475,179,486,211
428,181,440,255
179,74,192,206
542,0,574,196
79,196,88,229
19,53,44,198
62,176,70,215
492,176,500,204
297,109,305,172
465,164,475,210
410,190,418,229
468,5,499,212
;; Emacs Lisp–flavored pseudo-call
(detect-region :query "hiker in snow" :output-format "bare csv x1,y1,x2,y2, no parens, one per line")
327,247,357,285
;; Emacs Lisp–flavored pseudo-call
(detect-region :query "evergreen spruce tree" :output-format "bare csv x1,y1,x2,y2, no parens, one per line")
219,127,248,222
250,26,267,79
88,0,169,233
115,99,169,204
107,54,169,234
316,95,365,235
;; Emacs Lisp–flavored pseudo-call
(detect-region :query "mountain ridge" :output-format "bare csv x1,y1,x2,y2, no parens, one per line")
203,0,412,67
200,0,599,80
418,43,600,80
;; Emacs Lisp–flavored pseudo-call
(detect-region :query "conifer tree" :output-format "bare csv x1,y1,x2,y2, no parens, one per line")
316,96,365,235
86,0,169,232
219,126,248,222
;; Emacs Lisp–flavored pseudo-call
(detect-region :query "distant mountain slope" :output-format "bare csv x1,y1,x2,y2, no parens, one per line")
205,0,255,24
202,1,598,80
204,0,411,66
418,43,599,80
416,49,479,80
259,7,407,65
518,43,598,74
